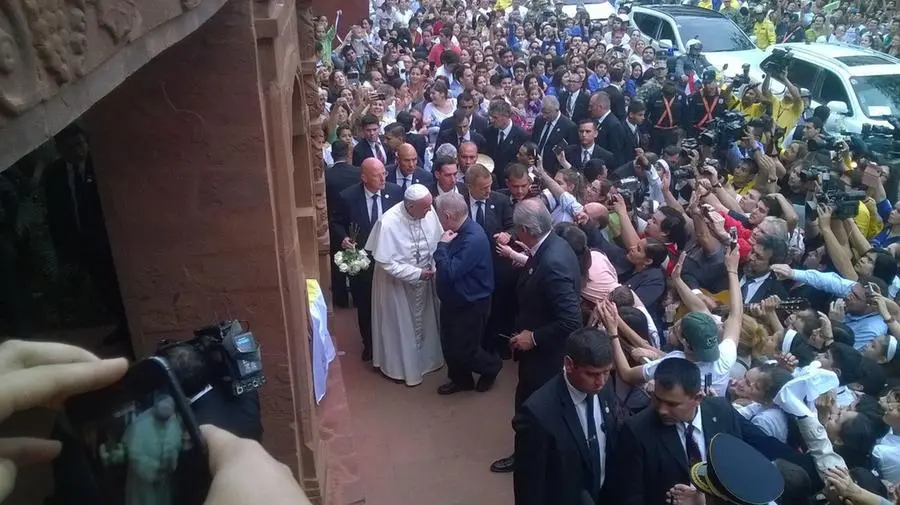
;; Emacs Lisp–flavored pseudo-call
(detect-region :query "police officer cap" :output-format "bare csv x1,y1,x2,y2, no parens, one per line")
701,68,717,84
690,434,784,505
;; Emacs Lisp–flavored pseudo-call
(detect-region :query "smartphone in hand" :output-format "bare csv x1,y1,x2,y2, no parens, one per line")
65,357,211,505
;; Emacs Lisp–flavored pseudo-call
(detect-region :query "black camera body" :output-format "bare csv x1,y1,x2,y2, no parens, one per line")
614,176,643,209
761,47,793,76
158,320,266,398
700,110,746,150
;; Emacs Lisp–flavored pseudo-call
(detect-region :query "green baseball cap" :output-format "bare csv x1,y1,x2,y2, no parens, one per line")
681,312,720,363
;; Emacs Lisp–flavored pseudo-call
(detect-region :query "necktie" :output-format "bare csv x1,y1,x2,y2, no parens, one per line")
684,423,703,467
374,142,385,163
582,149,590,166
475,201,485,227
401,176,409,192
498,130,505,148
370,194,380,225
538,122,552,152
568,92,576,116
459,136,465,146
585,395,603,475
740,276,750,301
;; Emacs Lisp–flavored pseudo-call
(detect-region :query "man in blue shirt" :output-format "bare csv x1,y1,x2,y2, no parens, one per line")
433,192,502,395
770,264,888,349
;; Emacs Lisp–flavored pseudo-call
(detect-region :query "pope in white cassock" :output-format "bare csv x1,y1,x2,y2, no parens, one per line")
365,183,445,386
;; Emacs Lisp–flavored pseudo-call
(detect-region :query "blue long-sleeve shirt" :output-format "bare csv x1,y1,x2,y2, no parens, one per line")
434,218,494,307
871,199,898,248
791,268,887,348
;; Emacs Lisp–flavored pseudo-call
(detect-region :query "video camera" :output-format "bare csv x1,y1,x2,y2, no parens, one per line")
803,165,866,220
157,320,266,398
699,110,746,150
612,176,644,209
730,63,752,89
761,47,793,77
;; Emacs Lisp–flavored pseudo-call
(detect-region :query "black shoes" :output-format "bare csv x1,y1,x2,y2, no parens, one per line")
475,373,497,392
490,455,515,473
437,381,474,395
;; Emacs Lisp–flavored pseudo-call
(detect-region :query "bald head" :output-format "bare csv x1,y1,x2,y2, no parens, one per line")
361,158,387,192
397,143,418,175
583,202,610,229
458,141,478,170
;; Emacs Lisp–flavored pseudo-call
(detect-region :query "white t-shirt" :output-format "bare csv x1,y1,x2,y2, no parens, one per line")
874,429,900,483
736,402,789,443
641,340,738,397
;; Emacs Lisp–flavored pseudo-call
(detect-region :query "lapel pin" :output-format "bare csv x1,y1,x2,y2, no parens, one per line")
490,204,495,209
385,194,390,199
712,417,717,422
604,406,610,414
528,268,533,275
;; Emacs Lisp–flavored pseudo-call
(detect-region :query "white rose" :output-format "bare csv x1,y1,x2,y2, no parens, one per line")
359,250,369,259
338,263,349,273
334,252,344,264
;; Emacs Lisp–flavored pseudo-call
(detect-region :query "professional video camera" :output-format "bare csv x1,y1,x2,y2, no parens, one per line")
730,63,752,89
761,47,793,76
804,165,867,220
613,176,644,209
157,320,266,398
700,111,746,150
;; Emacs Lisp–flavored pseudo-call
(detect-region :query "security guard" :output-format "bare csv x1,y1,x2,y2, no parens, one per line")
685,68,727,138
646,78,684,154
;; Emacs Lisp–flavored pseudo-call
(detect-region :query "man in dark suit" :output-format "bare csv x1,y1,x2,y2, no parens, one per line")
428,156,468,198
609,358,744,505
532,96,577,176
514,328,617,505
325,140,361,307
439,92,488,136
558,73,590,124
464,164,514,355
622,100,650,157
436,109,487,152
589,91,630,168
352,114,394,167
560,120,615,172
484,99,528,186
490,198,583,474
432,191,502,395
396,111,427,165
385,143,434,191
330,158,404,361
601,72,627,122
740,234,790,304
44,124,129,346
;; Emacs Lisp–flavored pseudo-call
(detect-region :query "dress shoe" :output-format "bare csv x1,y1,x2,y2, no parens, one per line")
490,455,515,473
475,373,497,392
361,348,373,361
437,381,474,395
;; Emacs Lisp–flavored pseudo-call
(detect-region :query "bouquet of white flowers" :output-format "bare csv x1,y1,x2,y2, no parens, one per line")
334,247,371,276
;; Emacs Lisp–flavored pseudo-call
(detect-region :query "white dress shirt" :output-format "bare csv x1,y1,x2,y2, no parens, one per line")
675,405,707,463
497,120,514,145
740,272,771,303
596,110,612,126
537,112,560,150
469,197,488,220
395,169,413,188
564,372,607,486
567,90,580,116
437,184,458,196
626,120,641,145
364,187,383,218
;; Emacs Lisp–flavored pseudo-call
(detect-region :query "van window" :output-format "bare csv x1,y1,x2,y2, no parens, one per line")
659,20,677,45
633,13,661,39
818,70,851,112
785,59,819,92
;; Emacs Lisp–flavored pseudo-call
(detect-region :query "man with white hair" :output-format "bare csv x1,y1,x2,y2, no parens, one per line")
433,192,501,395
365,184,445,386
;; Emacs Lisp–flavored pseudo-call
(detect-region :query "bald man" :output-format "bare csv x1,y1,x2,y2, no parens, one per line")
576,201,632,277
386,143,434,191
331,158,405,361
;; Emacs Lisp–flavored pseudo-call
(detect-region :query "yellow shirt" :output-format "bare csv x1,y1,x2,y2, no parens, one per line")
495,0,512,10
772,96,803,132
728,95,764,120
697,0,714,9
753,20,777,50
855,200,884,240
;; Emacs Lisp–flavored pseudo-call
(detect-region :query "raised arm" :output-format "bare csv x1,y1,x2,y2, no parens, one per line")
722,243,743,347
818,205,858,281
610,193,641,253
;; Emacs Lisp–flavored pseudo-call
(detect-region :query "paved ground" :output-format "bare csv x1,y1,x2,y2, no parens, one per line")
331,307,517,505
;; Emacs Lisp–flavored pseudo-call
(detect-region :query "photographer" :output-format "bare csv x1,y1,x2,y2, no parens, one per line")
158,343,263,442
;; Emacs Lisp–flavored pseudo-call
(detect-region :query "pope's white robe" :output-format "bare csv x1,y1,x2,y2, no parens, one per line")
123,406,182,505
366,203,444,386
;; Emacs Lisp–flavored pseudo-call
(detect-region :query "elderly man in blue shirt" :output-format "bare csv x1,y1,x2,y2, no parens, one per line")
770,264,889,349
433,191,502,395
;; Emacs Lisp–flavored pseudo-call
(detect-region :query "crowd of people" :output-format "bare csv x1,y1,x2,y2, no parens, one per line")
315,0,900,503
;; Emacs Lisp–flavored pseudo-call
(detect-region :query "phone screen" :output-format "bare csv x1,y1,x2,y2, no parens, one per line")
64,357,210,505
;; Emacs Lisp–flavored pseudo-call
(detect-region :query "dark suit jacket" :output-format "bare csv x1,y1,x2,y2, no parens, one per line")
435,129,487,152
330,182,403,250
514,374,618,505
595,113,630,168
744,274,790,304
464,191,513,269
610,397,743,505
385,165,434,187
602,84,627,121
352,137,395,167
559,89,591,124
405,132,428,165
532,114,578,176
484,123,528,185
325,162,361,219
622,120,649,159
563,144,615,173
440,114,489,136
515,233,583,395
44,157,110,261
427,182,468,198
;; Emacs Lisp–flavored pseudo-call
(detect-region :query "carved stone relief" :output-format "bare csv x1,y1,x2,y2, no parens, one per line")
21,0,88,84
95,0,142,43
0,3,39,116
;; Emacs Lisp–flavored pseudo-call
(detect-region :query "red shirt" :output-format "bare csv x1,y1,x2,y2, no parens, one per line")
719,210,752,261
